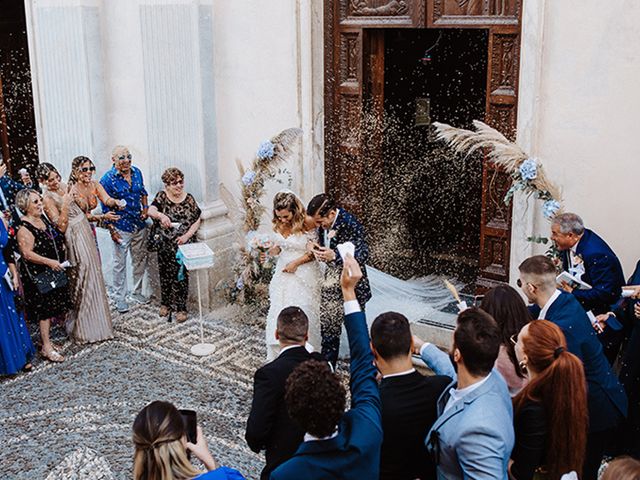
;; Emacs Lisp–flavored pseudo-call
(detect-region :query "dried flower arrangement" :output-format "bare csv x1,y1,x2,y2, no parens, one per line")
223,128,303,308
433,120,562,256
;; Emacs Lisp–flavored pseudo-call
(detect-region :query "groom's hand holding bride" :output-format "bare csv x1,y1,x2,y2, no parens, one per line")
309,241,336,262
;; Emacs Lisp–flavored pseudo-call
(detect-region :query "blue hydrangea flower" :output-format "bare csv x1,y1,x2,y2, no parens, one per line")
543,199,561,219
236,276,244,290
257,140,275,159
519,157,538,181
242,170,256,186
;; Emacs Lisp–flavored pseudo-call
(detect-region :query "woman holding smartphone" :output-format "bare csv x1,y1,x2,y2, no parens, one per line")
132,401,244,480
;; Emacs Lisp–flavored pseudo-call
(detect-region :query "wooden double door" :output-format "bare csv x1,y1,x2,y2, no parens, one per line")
0,0,38,175
324,0,522,287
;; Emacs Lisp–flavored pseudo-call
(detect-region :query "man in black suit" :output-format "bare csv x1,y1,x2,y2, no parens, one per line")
245,306,321,480
371,312,452,480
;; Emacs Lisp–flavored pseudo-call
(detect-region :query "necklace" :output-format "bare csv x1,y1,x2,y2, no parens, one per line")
24,215,45,229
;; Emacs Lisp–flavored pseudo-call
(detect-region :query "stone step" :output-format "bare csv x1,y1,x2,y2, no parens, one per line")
410,310,456,374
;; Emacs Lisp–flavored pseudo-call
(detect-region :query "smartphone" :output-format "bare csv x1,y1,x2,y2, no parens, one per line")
179,409,197,444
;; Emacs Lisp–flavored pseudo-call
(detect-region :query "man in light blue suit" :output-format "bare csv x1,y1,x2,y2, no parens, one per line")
413,308,514,480
270,254,382,480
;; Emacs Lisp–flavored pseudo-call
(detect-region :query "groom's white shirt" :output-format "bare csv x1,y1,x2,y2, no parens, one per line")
330,209,340,229
323,209,341,246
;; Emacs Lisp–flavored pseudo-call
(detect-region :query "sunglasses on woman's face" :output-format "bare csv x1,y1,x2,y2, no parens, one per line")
80,166,96,173
117,154,132,161
170,180,184,186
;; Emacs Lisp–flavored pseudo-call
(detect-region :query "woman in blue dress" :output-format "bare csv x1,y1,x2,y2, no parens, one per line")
132,401,245,480
0,217,35,375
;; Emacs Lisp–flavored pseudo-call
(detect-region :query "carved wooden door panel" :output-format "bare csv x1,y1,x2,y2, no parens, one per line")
325,0,521,286
477,25,520,287
427,0,522,287
325,0,425,218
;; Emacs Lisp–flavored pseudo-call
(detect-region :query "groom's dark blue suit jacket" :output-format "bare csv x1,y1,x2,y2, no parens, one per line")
530,292,627,432
562,228,625,315
269,310,382,480
318,209,372,306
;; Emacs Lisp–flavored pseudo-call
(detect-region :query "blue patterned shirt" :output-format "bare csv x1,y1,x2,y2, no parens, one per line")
100,165,148,233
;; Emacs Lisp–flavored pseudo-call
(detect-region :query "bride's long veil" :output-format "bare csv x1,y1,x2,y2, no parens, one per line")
365,265,459,325
338,265,461,357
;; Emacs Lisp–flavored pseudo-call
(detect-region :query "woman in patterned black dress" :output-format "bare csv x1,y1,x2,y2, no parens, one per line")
16,189,71,362
148,168,201,323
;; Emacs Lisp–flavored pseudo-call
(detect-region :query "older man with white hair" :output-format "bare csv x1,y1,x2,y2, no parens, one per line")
100,145,150,313
551,212,625,364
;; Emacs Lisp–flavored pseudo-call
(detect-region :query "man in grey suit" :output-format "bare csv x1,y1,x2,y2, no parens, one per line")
413,308,514,480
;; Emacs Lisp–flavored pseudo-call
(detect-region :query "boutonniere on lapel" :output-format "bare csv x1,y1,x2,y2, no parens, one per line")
572,253,584,265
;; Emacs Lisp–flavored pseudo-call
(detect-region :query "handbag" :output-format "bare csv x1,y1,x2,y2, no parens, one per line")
32,268,68,294
147,220,162,252
24,221,69,294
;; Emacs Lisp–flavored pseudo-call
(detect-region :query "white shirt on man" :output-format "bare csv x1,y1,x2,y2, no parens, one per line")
538,289,562,320
443,373,492,413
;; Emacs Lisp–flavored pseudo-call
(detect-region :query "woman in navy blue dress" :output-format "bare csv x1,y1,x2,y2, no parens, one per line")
0,217,35,375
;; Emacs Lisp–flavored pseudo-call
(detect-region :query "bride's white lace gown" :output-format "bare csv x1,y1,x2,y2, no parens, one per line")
265,231,322,361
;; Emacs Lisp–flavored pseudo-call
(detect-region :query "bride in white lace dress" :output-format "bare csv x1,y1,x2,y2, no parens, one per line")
265,191,322,360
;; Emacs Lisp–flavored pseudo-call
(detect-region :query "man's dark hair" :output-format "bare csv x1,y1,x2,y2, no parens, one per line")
285,359,346,437
480,285,531,379
370,312,411,360
453,307,501,377
307,193,336,217
276,306,308,344
518,255,557,276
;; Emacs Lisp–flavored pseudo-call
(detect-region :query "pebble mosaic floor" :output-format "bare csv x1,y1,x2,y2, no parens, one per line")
0,303,269,479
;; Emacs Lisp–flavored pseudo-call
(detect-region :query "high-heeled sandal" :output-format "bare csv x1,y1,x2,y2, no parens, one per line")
41,349,65,363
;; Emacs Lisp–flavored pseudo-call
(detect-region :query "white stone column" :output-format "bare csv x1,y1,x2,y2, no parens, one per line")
136,0,234,307
25,0,108,178
26,0,236,308
510,0,548,284
296,0,325,200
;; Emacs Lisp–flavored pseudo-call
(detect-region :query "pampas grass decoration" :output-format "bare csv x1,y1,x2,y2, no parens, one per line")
219,127,303,308
433,120,563,212
443,278,461,304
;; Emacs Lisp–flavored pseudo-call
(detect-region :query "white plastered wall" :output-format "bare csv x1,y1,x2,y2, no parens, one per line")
212,0,325,208
512,0,640,281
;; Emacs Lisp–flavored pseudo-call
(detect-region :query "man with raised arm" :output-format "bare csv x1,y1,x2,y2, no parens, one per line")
270,254,382,479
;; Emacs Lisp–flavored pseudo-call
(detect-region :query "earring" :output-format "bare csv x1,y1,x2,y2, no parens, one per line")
518,360,528,374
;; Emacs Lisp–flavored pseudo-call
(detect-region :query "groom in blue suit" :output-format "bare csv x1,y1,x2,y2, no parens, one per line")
519,255,628,480
413,308,515,480
307,193,371,366
270,254,382,479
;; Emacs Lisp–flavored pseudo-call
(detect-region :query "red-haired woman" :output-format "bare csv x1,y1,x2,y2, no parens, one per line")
509,320,588,480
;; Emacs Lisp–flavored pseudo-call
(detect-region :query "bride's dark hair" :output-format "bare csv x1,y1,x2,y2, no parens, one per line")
272,191,305,234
